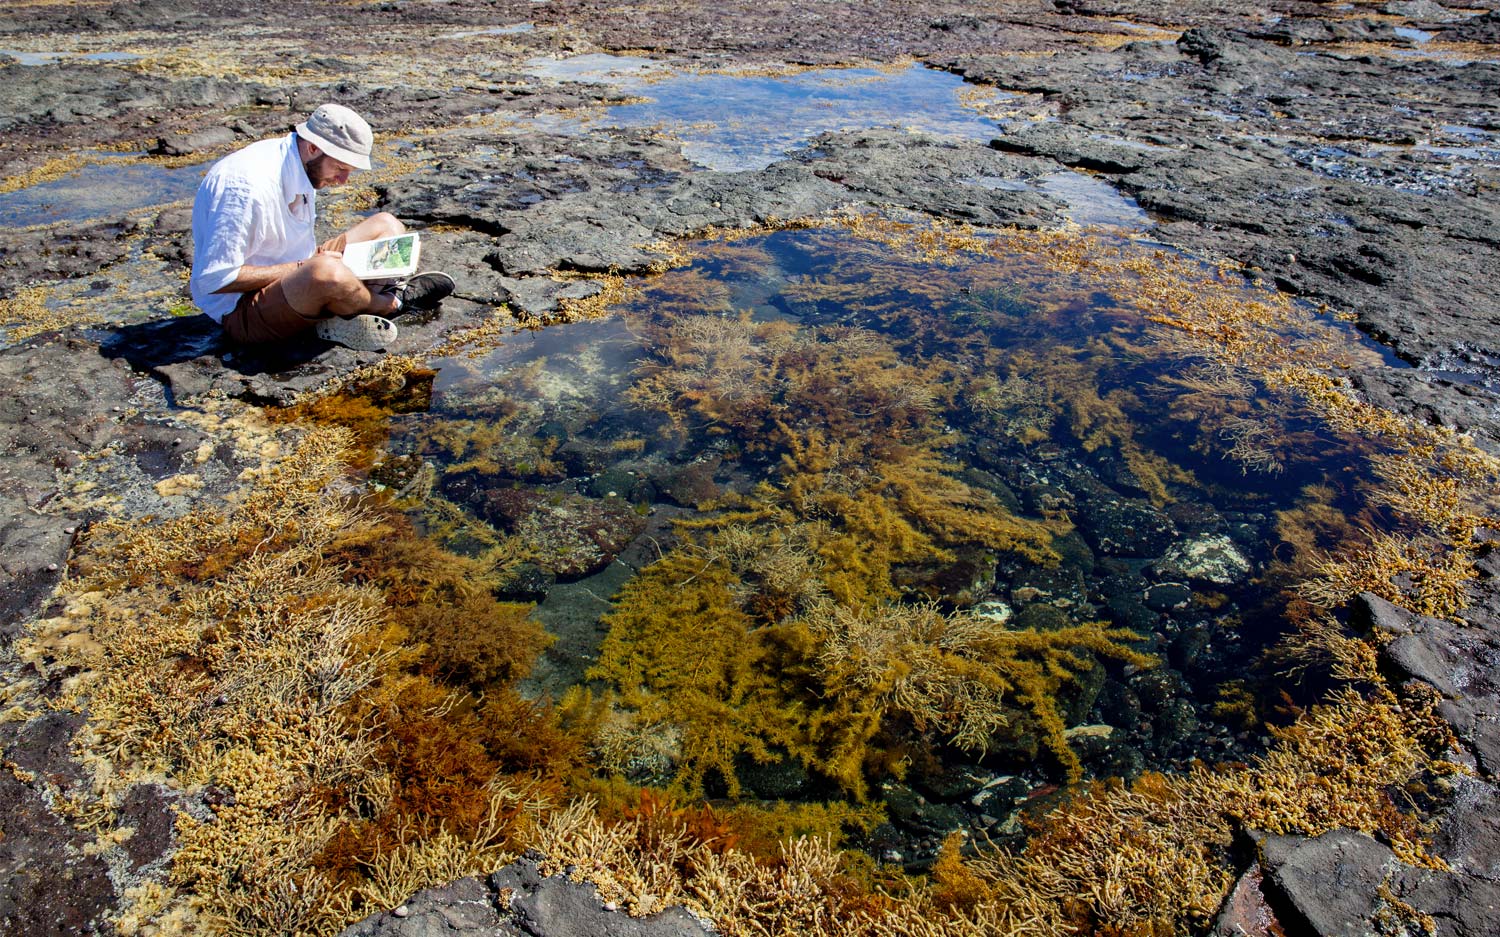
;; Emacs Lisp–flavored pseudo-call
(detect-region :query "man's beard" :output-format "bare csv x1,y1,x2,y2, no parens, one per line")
303,153,345,188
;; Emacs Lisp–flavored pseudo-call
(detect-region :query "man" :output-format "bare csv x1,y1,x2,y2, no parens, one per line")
190,103,453,350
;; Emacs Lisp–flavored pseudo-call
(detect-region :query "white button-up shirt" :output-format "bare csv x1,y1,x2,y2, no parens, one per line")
190,133,317,322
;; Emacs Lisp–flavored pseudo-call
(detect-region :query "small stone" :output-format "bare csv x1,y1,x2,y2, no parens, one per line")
1064,723,1114,740
603,900,618,912
972,600,1013,623
393,905,409,918
47,563,59,571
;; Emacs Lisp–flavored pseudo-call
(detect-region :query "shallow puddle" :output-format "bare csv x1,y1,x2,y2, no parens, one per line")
967,170,1151,229
0,155,206,227
388,221,1412,811
0,49,140,65
520,58,1008,170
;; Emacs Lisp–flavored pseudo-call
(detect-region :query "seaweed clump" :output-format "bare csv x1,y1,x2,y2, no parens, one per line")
20,423,573,935
585,300,1148,797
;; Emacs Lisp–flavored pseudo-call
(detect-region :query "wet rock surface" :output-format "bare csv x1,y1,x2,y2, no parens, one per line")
1,2,1499,936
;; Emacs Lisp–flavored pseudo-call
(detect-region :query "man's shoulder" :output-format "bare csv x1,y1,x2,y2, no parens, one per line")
204,134,292,189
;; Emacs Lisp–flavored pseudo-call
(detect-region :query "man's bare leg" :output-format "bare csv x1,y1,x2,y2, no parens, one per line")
320,211,405,255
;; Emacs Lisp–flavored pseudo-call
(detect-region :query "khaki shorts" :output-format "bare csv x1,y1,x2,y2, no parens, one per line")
221,280,322,344
220,235,348,344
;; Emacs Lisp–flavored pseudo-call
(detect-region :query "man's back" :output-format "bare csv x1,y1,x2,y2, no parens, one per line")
189,133,316,322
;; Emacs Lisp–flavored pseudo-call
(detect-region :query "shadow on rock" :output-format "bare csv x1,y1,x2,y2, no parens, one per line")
98,314,357,407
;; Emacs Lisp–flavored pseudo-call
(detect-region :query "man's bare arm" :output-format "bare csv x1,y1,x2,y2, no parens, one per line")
212,247,343,295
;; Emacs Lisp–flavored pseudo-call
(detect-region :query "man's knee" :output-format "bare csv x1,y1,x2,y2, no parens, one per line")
368,212,405,239
300,252,351,288
284,253,359,314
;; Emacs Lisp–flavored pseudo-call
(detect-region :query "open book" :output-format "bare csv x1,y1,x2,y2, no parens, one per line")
341,232,421,280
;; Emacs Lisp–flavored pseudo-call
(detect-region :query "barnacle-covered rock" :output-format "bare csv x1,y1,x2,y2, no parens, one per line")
1153,533,1251,586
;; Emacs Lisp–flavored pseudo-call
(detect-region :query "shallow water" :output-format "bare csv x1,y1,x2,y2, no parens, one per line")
446,22,534,38
0,49,141,65
0,155,206,227
519,58,1008,170
965,171,1151,229
401,222,1402,798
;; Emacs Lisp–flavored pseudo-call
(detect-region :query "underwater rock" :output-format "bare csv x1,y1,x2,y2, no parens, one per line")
971,599,1013,624
651,456,722,508
1000,560,1088,613
1151,697,1200,748
1095,559,1160,634
913,763,993,802
736,751,810,799
894,545,996,606
968,775,1030,815
882,782,967,838
1071,729,1146,782
495,562,557,601
1151,534,1251,586
1143,582,1192,613
1078,496,1178,558
479,487,648,579
1129,668,1192,713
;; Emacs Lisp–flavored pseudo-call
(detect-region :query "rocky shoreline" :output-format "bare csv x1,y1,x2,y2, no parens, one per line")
2,2,1499,935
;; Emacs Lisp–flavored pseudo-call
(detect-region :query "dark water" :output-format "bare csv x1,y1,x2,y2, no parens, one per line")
392,224,1398,815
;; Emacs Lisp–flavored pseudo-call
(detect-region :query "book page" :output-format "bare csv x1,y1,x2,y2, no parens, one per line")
342,232,421,279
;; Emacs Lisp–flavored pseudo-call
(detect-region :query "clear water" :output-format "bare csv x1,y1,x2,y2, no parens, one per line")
446,23,534,38
1393,26,1434,43
0,49,141,65
0,155,206,227
518,58,1008,171
401,223,1401,791
966,171,1151,229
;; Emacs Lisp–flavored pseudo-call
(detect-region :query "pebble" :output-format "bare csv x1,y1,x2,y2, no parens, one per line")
603,900,618,912
393,905,409,918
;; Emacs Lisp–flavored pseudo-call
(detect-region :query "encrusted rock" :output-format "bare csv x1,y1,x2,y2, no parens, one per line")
1151,534,1250,586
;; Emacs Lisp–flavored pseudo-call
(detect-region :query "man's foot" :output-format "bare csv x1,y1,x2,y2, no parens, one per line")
316,314,398,351
396,271,455,312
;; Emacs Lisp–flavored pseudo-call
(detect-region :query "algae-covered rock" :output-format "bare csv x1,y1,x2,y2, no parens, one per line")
479,487,648,579
1152,534,1251,586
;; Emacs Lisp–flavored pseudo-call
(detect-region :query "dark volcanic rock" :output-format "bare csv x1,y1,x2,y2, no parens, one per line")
339,854,714,937
0,712,117,936
0,335,137,628
1261,829,1500,937
1261,831,1393,936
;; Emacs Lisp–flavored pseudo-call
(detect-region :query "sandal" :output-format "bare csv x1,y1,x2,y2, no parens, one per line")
315,314,398,351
